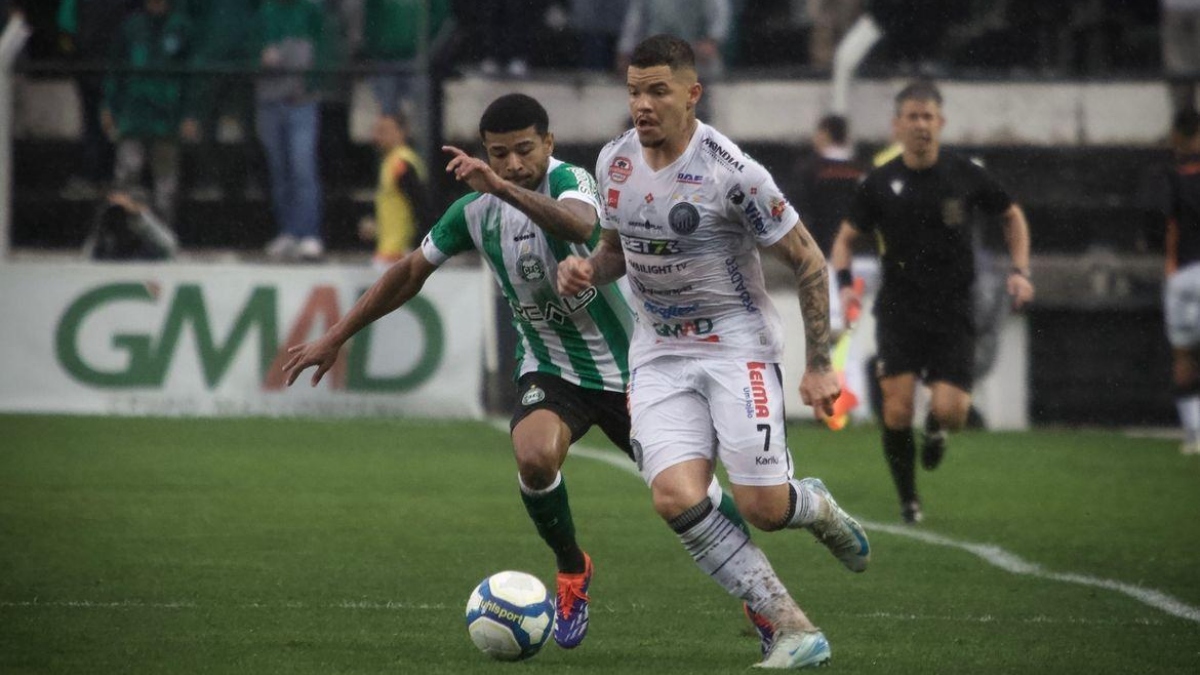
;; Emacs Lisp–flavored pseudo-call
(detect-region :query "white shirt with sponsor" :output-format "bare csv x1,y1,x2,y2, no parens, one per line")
596,121,801,367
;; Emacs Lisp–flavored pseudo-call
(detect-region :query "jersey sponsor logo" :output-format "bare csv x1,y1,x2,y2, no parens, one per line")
630,261,688,275
521,385,546,406
726,184,746,205
742,201,768,236
512,231,536,242
642,299,699,320
626,219,662,231
652,317,716,339
633,277,694,295
701,137,745,172
568,166,598,198
607,188,620,209
744,361,771,418
516,252,546,281
676,172,704,185
511,287,599,324
609,156,633,183
725,257,760,314
621,234,682,256
644,193,654,204
768,196,788,221
942,198,965,227
668,202,701,235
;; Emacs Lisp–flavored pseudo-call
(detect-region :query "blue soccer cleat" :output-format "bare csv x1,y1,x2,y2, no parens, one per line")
800,477,871,573
752,630,832,669
552,552,592,648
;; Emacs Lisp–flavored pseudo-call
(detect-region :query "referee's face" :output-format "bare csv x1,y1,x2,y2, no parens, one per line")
894,99,945,159
627,65,700,149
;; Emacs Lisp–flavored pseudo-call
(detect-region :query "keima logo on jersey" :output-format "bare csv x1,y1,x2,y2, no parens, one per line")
607,188,620,209
744,361,771,418
609,156,633,183
676,172,704,185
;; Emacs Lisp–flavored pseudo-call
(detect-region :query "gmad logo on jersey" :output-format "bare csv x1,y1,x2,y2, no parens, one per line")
54,282,444,392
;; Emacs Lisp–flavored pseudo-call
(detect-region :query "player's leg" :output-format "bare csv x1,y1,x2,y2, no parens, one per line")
879,372,921,522
921,326,977,470
1165,266,1200,454
509,375,592,648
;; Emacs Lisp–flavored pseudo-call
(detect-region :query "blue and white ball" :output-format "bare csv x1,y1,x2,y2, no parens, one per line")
465,571,554,661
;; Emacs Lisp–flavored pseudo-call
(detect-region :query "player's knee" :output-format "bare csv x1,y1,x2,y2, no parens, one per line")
930,399,970,431
513,445,560,490
651,484,708,522
882,400,914,429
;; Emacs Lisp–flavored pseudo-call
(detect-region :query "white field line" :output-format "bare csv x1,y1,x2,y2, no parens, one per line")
565,441,1200,625
0,600,1166,626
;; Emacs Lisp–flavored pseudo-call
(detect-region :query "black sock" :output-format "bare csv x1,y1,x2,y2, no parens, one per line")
924,412,941,436
883,427,917,504
520,475,586,573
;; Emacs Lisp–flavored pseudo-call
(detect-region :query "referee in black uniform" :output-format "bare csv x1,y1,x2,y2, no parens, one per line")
830,81,1034,524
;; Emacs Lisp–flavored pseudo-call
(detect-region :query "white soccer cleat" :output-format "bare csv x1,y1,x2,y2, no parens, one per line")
752,630,831,669
800,477,870,573
1181,440,1200,456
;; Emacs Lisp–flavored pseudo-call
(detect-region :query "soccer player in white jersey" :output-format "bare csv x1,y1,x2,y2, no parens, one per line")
558,35,871,669
282,93,749,651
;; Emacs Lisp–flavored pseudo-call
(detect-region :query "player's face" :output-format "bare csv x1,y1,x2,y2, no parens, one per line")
894,99,944,156
627,65,700,148
482,126,554,190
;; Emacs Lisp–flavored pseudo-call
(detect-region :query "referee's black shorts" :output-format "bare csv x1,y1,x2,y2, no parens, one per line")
510,372,633,461
875,319,975,392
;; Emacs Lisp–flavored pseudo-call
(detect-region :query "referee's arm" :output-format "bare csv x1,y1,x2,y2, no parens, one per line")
830,219,862,323
1000,204,1035,309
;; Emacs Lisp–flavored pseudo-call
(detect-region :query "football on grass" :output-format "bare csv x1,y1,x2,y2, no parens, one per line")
464,571,554,661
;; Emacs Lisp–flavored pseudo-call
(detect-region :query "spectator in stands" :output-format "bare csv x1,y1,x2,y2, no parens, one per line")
358,112,431,270
616,0,731,119
256,0,325,262
1162,107,1200,455
101,0,190,227
56,0,139,197
569,0,629,71
83,187,179,260
179,0,259,201
808,0,863,72
1162,0,1200,112
357,0,451,115
792,114,865,258
455,0,536,78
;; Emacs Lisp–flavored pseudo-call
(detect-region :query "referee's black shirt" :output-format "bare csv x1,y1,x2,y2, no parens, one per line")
849,151,1012,331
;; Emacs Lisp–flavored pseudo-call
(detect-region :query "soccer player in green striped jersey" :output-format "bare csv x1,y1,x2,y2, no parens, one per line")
283,94,748,651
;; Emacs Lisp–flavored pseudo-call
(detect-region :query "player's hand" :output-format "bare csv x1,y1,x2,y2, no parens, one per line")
282,338,341,387
557,255,594,295
1007,273,1034,311
443,145,506,195
800,367,841,420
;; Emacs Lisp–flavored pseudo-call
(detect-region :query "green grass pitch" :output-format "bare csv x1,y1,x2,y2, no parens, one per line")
2,415,1199,674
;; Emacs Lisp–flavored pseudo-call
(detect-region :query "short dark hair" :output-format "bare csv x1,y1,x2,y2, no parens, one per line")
818,114,849,145
630,34,695,71
479,93,549,138
894,80,943,114
1175,107,1200,139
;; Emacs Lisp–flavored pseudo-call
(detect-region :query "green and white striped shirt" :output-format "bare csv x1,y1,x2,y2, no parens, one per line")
420,158,634,392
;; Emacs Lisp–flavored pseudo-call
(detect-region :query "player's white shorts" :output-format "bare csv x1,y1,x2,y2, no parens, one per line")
628,355,793,487
1166,263,1200,348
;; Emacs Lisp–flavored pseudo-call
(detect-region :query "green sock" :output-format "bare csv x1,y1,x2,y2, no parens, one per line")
519,473,586,573
715,489,751,537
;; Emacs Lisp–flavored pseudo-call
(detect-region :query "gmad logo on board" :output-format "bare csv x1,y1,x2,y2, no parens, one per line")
54,282,444,391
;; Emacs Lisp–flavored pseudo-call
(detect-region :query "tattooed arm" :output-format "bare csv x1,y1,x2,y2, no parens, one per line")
765,224,841,417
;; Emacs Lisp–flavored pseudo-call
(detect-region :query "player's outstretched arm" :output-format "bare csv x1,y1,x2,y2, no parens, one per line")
443,145,597,243
767,224,840,418
557,229,626,294
283,251,438,387
1000,204,1035,310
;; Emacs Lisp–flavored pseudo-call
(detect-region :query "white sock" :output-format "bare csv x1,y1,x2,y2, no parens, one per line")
517,471,561,496
783,478,822,529
669,499,791,613
1178,396,1200,443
